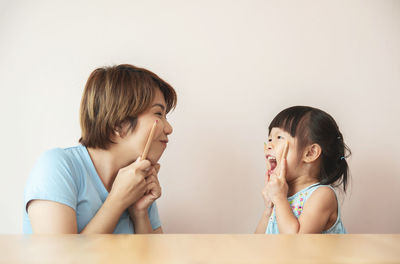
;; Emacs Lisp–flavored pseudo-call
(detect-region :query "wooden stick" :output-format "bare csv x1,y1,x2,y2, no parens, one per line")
141,120,158,160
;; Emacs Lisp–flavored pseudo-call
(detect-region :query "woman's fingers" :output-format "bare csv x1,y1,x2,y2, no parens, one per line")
145,167,156,178
126,156,151,171
144,163,161,178
146,182,161,197
145,175,159,185
154,163,161,173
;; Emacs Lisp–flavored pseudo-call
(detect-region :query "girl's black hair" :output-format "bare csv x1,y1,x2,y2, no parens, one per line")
269,106,351,192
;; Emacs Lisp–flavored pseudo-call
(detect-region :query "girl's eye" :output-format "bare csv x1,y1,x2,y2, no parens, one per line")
268,138,272,142
277,136,284,140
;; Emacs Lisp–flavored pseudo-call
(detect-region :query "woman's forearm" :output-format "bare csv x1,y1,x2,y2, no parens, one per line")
129,209,154,234
80,195,125,234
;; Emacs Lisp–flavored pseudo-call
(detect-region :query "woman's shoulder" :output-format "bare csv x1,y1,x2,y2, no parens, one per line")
30,146,87,183
24,146,86,214
38,145,86,167
40,147,68,159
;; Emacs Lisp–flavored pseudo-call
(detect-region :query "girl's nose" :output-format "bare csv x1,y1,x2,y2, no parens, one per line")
266,140,273,150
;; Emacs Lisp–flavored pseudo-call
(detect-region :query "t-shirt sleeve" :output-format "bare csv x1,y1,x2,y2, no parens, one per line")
24,148,79,213
148,201,161,230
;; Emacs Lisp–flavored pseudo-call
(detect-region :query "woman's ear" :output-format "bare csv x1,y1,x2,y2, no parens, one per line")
303,144,322,163
113,125,123,138
113,123,130,139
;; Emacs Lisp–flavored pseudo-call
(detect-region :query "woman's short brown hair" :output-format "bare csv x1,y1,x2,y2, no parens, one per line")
79,64,177,149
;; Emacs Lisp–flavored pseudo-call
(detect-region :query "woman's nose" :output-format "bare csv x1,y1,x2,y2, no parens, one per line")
163,119,173,135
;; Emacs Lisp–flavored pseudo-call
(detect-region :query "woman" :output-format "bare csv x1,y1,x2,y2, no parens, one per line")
23,64,177,234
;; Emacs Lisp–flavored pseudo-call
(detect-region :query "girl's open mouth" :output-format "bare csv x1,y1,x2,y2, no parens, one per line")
266,155,277,175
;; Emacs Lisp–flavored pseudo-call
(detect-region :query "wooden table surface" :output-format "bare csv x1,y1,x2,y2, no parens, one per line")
1,234,399,263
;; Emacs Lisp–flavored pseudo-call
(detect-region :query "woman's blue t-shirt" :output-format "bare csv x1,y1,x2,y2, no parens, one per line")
23,145,161,234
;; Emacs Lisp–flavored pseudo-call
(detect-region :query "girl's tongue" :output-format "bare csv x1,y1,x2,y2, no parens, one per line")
266,156,277,176
270,159,277,171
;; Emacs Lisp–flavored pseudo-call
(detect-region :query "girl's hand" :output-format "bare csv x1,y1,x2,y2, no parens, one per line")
108,157,151,210
130,163,162,213
262,171,274,210
265,142,289,204
262,142,274,209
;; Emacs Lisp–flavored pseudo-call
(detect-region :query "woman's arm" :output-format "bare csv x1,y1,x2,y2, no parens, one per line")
28,200,78,233
129,164,163,234
28,158,152,234
28,194,126,234
129,209,163,234
153,227,163,233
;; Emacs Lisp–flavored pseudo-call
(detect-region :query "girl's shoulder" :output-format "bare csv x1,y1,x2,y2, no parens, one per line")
303,185,338,213
309,184,337,196
296,183,337,199
290,184,338,211
310,185,337,200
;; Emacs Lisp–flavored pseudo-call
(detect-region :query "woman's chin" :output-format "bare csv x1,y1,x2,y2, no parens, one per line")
147,152,163,164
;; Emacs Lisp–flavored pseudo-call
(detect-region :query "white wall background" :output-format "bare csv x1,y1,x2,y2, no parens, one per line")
0,0,399,234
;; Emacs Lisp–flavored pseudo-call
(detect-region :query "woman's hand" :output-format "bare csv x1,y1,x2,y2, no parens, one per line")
108,157,151,210
265,142,289,204
130,163,162,213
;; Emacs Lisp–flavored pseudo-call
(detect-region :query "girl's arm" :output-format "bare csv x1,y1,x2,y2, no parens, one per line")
274,187,337,234
273,197,299,234
255,208,273,234
256,157,276,234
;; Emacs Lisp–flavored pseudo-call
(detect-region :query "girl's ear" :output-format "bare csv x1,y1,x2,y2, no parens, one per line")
303,143,322,163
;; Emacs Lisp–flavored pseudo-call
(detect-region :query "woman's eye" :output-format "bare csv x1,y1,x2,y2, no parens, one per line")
155,112,163,117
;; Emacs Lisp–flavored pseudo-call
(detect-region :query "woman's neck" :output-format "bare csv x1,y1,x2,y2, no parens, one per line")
87,147,127,192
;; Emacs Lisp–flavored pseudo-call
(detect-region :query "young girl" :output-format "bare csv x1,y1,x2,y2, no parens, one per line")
255,106,350,234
